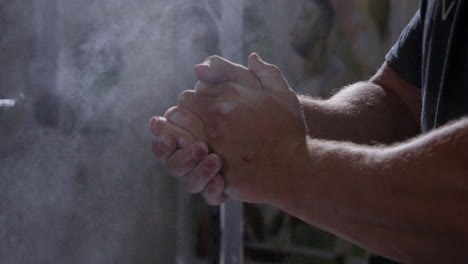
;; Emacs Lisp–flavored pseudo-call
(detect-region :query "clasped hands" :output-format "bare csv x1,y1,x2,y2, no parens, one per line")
150,53,308,206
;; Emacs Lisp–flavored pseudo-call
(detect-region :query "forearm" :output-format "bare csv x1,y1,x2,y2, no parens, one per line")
299,64,421,144
300,82,418,144
277,117,468,263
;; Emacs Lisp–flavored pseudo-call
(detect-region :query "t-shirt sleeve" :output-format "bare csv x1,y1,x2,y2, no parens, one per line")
385,10,423,88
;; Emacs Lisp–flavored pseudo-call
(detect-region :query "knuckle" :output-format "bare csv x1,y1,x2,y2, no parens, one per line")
218,82,240,94
164,106,178,118
194,81,207,93
206,55,221,63
177,90,195,105
164,107,185,124
265,64,281,76
210,101,234,116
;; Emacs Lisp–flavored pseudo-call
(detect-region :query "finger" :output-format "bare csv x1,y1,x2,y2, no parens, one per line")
194,81,212,95
166,141,209,178
203,174,228,206
164,106,205,141
247,53,290,92
194,55,262,90
150,116,195,148
176,91,226,138
152,135,177,161
183,154,221,194
177,90,218,121
194,81,246,100
194,81,217,97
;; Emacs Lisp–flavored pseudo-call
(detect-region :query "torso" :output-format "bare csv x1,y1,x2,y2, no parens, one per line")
420,0,467,131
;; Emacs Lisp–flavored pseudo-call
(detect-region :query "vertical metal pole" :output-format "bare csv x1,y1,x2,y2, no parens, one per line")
176,186,194,264
220,200,243,264
218,1,244,264
30,0,60,126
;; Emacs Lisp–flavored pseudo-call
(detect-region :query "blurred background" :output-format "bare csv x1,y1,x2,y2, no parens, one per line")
0,0,418,263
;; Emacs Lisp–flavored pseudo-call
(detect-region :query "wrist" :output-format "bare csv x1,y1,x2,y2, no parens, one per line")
298,95,332,139
268,135,313,208
273,137,381,225
271,137,338,226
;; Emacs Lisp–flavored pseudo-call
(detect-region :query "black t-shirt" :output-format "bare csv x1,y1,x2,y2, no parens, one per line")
386,0,467,132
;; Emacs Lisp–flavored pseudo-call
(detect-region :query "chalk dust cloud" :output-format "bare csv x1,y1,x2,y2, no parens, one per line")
0,0,220,263
0,0,415,262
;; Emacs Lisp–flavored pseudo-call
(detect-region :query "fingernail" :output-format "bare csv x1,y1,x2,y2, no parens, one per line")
193,143,208,159
205,156,219,170
150,117,157,126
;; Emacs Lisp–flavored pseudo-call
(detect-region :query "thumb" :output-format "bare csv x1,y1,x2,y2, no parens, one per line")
194,55,261,89
247,53,290,92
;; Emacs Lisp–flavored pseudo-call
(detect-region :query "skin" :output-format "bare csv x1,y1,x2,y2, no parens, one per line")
150,54,468,263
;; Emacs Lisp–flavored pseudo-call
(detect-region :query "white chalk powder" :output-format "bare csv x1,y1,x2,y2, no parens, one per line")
211,101,235,115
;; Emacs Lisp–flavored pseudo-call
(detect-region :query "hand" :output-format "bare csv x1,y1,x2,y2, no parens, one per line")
150,111,227,206
149,54,271,205
177,53,308,204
